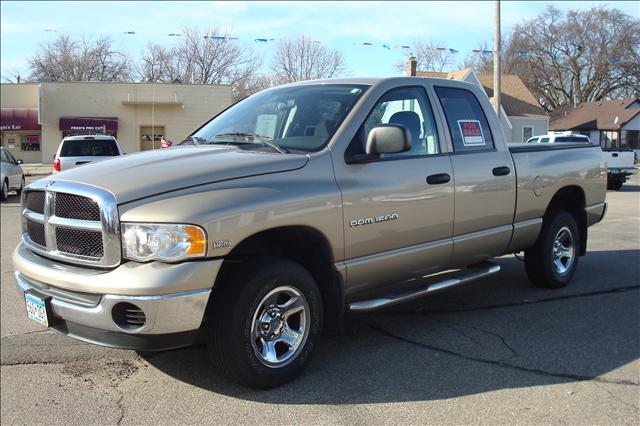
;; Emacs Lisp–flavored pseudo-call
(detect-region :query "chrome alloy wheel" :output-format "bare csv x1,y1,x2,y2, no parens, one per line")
552,226,575,275
250,286,310,368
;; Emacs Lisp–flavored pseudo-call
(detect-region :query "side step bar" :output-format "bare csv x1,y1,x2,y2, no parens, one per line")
348,261,501,312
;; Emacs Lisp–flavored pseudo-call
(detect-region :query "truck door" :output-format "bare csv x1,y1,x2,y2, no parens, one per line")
433,85,516,267
333,85,454,300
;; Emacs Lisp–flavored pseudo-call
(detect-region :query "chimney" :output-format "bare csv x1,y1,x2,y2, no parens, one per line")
404,55,417,76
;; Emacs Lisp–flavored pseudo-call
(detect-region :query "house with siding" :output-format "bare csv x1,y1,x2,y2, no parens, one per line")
404,58,549,143
549,98,640,154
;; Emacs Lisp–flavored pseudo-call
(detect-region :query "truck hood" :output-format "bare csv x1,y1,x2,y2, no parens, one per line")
49,145,309,203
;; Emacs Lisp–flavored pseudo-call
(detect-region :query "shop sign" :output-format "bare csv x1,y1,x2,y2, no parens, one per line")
0,124,23,131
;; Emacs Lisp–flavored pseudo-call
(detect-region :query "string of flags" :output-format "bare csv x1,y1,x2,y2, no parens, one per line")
78,30,628,64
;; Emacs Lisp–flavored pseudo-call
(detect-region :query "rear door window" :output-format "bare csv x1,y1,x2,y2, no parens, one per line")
61,139,119,157
435,86,495,152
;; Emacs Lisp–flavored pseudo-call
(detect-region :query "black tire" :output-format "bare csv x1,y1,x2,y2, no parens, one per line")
0,179,8,202
607,179,623,190
525,210,580,289
206,257,323,389
16,175,25,196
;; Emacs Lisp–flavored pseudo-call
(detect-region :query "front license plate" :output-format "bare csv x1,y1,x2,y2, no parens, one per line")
25,292,49,327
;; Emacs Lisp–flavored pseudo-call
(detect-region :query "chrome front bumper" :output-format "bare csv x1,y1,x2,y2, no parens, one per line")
12,243,220,350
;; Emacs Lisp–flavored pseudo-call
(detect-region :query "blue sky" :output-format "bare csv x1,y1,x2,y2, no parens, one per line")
1,0,639,81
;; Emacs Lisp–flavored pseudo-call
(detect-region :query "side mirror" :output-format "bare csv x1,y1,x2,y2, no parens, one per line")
366,124,412,155
17,159,23,165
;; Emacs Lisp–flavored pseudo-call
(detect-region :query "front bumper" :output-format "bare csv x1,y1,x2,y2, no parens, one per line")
13,243,222,350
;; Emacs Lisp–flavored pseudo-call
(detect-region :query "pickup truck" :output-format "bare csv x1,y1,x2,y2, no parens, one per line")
602,149,637,190
13,77,607,388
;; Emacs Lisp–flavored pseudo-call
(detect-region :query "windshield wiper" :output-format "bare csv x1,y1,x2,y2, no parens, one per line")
213,132,288,154
179,135,206,146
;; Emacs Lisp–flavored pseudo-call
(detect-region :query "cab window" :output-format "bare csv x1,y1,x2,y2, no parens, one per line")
348,86,440,159
435,86,495,153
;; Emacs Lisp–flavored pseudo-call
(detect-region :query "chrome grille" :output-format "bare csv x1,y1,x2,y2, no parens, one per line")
21,181,120,268
25,191,45,214
54,193,101,221
55,227,104,258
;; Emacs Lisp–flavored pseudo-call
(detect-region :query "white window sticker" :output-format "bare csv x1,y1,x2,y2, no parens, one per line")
255,114,278,139
457,120,485,146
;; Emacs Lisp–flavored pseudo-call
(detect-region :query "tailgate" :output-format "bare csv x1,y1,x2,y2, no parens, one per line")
604,151,635,169
60,156,114,171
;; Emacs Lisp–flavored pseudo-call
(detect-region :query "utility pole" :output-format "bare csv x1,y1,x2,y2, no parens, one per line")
493,0,501,116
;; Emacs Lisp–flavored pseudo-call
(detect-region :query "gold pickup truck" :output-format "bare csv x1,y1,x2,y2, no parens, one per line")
13,77,607,388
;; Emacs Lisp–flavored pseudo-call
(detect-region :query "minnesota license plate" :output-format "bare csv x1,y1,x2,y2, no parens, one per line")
25,292,49,327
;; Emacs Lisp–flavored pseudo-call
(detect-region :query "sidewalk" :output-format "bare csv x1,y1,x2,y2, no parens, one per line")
20,163,52,176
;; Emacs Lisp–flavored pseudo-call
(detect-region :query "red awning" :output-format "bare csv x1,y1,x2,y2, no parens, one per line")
0,108,41,131
59,117,118,132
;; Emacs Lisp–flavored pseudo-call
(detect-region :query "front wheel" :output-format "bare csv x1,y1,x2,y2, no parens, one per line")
206,257,323,388
525,211,580,289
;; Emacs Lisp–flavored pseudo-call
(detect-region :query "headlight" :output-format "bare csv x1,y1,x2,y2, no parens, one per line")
122,223,207,262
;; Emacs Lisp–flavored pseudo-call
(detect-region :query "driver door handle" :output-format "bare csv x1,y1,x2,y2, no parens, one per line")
492,166,511,176
426,173,451,185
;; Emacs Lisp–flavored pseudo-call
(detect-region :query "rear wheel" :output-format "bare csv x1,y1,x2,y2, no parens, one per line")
16,176,25,196
0,180,8,201
607,178,623,190
206,257,323,388
525,211,580,289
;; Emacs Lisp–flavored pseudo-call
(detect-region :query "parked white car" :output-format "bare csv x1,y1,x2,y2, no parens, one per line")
0,147,25,201
53,135,123,173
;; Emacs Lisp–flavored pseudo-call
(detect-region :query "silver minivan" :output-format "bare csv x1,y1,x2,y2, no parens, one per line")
53,135,123,173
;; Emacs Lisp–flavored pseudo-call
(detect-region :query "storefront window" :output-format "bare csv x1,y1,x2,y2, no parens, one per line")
621,130,639,150
140,126,165,151
21,134,41,151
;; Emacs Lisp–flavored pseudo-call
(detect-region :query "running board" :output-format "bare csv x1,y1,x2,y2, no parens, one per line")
348,261,501,312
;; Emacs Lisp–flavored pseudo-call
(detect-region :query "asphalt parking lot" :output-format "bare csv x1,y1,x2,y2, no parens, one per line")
1,174,638,425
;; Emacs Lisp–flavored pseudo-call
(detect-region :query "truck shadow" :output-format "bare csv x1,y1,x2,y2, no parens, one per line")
140,249,639,404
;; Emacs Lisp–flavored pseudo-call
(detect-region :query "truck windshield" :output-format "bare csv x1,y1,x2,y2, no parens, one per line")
188,84,368,152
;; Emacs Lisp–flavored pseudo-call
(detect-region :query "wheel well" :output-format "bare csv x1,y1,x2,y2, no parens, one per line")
215,226,344,334
545,186,587,255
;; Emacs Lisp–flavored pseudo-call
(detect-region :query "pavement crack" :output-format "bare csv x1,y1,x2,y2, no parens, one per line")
593,382,640,413
1,360,63,367
368,322,639,387
115,392,126,425
393,285,640,315
431,317,518,361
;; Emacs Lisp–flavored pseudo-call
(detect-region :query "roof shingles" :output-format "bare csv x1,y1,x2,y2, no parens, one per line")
549,98,640,131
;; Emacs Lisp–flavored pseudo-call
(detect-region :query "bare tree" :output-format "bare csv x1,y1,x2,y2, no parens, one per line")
137,43,182,83
138,27,263,100
29,35,132,82
412,39,459,72
469,5,640,112
271,36,345,83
